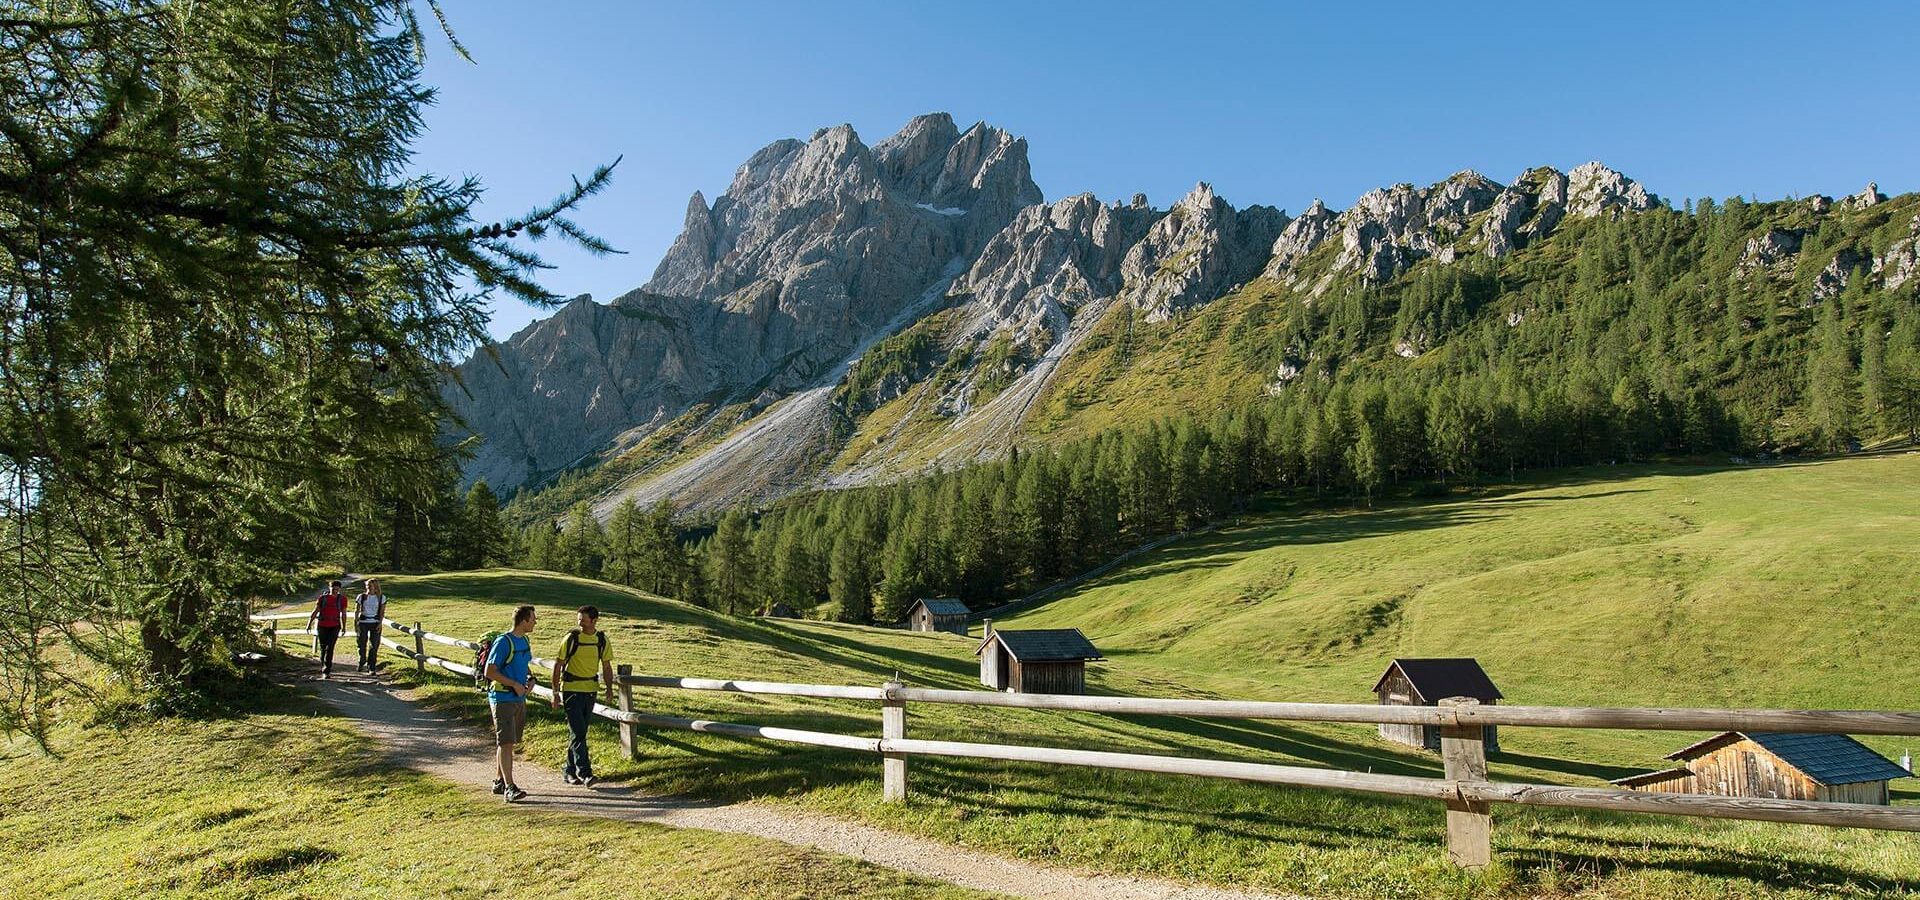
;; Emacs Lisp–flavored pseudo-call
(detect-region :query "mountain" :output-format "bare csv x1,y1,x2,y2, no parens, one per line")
447,113,1040,494
449,112,1920,523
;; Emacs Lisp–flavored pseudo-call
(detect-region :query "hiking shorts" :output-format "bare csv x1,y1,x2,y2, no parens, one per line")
490,699,527,746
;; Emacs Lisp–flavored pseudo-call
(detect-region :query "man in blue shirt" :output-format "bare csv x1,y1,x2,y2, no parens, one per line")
485,604,538,802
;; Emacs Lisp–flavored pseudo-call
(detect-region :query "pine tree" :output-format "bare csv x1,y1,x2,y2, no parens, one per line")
637,502,684,596
0,1,616,729
455,480,508,570
704,509,756,615
556,502,606,579
1861,320,1888,427
1884,319,1920,443
1805,300,1859,451
602,498,641,585
828,526,874,623
521,524,559,573
1347,419,1386,505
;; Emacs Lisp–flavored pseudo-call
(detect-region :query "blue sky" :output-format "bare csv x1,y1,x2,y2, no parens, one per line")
410,2,1920,342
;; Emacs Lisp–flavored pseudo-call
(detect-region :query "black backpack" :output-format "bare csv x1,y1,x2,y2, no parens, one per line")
559,629,608,688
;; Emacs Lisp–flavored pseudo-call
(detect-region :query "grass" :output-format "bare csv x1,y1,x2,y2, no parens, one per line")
278,452,1920,899
1009,452,1920,768
0,676,991,899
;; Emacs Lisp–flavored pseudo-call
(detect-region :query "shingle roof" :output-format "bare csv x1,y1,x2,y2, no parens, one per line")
977,628,1103,662
1668,732,1912,785
1372,658,1503,703
910,598,971,617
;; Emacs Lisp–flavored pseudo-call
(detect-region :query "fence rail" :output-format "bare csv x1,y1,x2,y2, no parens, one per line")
252,612,1920,871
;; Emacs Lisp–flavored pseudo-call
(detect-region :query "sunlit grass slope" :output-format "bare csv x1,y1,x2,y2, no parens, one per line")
1008,453,1920,766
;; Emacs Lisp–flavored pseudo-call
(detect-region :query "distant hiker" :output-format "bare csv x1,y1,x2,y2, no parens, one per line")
354,578,387,673
484,604,538,802
306,580,349,678
549,605,615,786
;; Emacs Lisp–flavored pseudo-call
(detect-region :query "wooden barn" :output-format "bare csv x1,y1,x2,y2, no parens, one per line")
1611,731,1911,805
760,602,798,619
905,597,970,635
1372,658,1502,752
976,627,1102,694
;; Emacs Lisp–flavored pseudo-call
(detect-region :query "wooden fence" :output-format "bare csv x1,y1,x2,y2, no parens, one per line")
254,614,1920,870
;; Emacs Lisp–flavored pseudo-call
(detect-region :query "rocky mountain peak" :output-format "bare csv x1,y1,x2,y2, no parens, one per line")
949,192,1162,346
1846,181,1886,210
1120,182,1286,322
1264,198,1336,282
1331,173,1501,283
873,112,961,185
1565,161,1659,218
450,113,1044,496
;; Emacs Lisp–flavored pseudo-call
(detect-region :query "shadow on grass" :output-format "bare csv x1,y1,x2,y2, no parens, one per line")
1503,844,1920,895
1492,749,1645,782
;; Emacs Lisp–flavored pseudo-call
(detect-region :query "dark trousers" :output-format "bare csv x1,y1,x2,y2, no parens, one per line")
562,690,597,778
355,622,381,668
316,626,341,674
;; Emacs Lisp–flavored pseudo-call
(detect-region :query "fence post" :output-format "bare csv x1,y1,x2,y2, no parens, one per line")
616,664,637,761
413,623,425,673
266,618,276,643
1439,697,1492,868
882,679,908,802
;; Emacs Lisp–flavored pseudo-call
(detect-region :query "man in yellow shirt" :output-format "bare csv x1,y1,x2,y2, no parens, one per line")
549,605,615,785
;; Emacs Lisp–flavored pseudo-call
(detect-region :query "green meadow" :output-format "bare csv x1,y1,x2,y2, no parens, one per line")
303,453,1920,899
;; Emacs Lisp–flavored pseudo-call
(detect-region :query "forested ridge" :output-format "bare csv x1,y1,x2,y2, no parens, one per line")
473,191,1920,621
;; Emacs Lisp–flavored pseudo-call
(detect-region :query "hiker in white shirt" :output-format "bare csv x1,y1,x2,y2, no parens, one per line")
354,578,387,674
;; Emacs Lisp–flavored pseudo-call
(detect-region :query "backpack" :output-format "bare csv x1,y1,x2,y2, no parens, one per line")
315,592,347,627
355,591,385,623
559,629,608,688
472,630,513,692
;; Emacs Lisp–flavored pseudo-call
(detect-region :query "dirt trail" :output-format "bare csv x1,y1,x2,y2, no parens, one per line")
290,644,1295,900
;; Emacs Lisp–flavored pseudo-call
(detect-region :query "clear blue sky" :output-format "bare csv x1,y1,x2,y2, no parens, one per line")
409,1,1920,342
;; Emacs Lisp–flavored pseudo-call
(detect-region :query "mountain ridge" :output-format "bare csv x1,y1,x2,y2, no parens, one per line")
445,112,1918,521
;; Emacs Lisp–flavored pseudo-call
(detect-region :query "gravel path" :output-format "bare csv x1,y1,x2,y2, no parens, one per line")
291,649,1295,900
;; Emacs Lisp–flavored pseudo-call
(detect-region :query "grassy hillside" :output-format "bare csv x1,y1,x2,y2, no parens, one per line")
299,456,1920,900
0,678,986,899
1005,452,1920,766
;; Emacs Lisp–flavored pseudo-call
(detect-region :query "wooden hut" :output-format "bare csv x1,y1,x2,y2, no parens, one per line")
976,627,1102,694
905,597,970,635
1611,732,1910,805
1372,658,1502,752
760,602,798,619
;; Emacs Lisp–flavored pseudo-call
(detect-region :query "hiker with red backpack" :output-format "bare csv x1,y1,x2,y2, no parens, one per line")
548,605,615,786
306,580,349,678
482,604,538,802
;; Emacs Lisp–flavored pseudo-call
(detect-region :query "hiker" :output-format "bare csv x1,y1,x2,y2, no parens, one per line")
354,578,387,673
484,604,537,802
549,605,615,786
306,580,349,678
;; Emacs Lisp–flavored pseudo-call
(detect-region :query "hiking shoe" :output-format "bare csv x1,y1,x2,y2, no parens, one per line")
581,775,598,788
503,786,527,802
491,778,505,795
562,774,581,785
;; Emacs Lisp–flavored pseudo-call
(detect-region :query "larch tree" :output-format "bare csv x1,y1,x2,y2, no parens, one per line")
0,0,615,737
